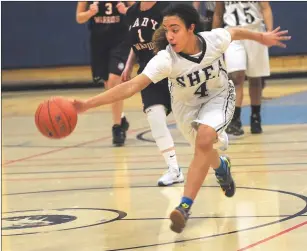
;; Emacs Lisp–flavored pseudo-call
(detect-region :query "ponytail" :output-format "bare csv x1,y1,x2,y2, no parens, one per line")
153,26,168,54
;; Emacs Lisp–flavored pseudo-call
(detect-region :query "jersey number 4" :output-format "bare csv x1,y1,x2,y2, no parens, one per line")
194,82,208,98
232,7,255,26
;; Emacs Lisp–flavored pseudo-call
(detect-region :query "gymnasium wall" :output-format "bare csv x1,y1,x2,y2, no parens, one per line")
2,1,306,69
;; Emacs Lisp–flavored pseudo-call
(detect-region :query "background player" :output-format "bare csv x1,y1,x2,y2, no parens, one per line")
121,1,184,186
193,1,216,30
213,1,273,137
76,1,133,146
71,4,290,233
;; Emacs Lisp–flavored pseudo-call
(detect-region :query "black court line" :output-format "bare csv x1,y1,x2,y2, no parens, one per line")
137,128,307,145
104,186,307,251
3,162,307,174
121,214,307,220
2,186,307,250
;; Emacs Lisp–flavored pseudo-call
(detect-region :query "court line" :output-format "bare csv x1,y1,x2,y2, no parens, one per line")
121,215,307,221
136,127,307,145
3,126,151,166
102,187,307,251
3,149,307,162
3,168,307,182
3,167,307,176
3,162,307,170
237,221,307,251
3,139,307,149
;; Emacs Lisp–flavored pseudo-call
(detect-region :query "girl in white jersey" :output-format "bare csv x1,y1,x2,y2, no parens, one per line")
71,4,290,233
213,2,273,137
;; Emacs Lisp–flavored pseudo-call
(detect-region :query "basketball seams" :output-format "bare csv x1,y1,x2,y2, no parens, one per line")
35,103,44,129
47,100,59,138
52,99,72,134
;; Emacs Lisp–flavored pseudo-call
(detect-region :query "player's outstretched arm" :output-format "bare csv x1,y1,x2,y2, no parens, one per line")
228,26,291,48
72,74,152,113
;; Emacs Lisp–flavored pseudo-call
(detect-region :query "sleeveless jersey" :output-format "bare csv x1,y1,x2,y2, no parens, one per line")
88,1,128,36
143,29,233,106
126,2,169,72
223,1,263,28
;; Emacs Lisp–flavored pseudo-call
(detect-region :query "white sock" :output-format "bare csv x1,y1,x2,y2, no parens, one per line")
121,112,125,118
163,150,179,172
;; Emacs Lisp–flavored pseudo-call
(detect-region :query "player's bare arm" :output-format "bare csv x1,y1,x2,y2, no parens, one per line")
212,2,225,28
76,1,98,24
260,2,273,32
228,26,291,48
73,74,152,112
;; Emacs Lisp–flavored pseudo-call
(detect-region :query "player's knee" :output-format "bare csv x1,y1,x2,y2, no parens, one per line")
146,105,168,139
195,125,216,152
229,71,245,87
107,74,121,88
249,77,262,88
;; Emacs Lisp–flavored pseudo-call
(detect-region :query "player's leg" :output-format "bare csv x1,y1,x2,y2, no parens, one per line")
248,77,263,133
224,40,247,138
89,32,109,86
169,84,236,233
141,80,183,186
108,42,130,146
245,35,270,134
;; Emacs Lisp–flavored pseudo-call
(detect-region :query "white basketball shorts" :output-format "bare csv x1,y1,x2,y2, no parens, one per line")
172,81,236,147
224,25,270,77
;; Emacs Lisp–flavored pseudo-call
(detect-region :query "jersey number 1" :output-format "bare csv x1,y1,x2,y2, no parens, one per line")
232,7,255,25
138,29,145,43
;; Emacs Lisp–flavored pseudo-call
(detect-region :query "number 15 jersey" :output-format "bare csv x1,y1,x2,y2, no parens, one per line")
223,1,263,29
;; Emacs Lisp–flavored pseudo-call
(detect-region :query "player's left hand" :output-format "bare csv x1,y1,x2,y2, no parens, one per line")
261,27,291,48
116,2,128,14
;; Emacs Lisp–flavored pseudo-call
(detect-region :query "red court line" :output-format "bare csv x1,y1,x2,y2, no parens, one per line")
237,221,307,251
3,126,148,166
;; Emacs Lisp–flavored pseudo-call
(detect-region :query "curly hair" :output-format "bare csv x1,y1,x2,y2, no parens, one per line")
152,3,209,54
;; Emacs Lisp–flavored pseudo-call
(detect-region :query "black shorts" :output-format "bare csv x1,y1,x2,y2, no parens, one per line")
90,32,130,83
140,78,172,116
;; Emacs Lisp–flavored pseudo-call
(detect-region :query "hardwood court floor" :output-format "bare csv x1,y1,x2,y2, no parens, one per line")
2,78,307,251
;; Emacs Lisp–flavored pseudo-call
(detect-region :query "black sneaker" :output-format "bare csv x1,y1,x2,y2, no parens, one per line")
251,113,263,134
170,206,191,233
225,118,244,138
121,116,129,132
112,124,126,147
215,156,236,198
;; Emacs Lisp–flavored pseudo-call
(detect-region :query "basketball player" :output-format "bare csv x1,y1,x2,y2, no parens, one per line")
193,1,216,30
71,4,290,233
121,1,184,186
213,2,273,137
76,1,133,146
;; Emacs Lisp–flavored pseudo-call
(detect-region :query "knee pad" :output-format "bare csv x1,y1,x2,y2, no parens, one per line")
146,105,174,151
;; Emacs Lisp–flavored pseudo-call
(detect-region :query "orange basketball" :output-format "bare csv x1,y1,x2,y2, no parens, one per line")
35,97,78,139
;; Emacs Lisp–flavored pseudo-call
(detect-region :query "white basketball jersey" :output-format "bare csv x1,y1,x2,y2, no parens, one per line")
142,28,232,106
223,1,263,28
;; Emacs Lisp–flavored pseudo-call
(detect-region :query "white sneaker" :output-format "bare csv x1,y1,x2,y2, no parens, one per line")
216,131,229,151
158,168,184,186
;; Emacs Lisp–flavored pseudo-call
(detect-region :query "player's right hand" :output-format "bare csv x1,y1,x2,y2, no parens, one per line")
89,1,99,16
71,99,89,113
116,2,128,15
121,66,133,82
